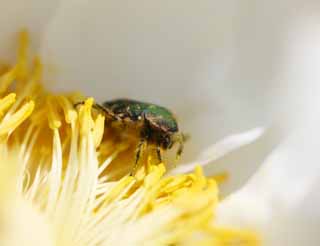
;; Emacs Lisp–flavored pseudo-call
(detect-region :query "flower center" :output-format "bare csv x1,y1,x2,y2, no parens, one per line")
0,31,260,246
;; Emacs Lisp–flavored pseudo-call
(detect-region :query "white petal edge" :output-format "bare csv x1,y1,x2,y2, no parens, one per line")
169,127,265,175
216,121,320,245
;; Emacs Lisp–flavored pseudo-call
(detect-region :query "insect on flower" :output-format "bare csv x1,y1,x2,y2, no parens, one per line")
76,99,188,173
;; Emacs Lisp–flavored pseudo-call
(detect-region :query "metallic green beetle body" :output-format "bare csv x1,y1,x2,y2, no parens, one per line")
77,98,186,172
102,99,182,150
102,99,178,148
104,99,178,131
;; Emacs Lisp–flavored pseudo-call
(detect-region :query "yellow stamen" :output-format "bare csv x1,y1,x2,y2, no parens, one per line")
93,114,105,148
101,176,135,208
0,67,18,95
16,29,29,81
0,101,34,136
78,97,95,136
211,172,229,184
0,93,16,115
56,95,77,124
208,227,260,245
47,96,62,129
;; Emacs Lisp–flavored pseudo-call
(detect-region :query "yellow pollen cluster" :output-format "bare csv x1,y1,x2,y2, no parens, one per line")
0,31,260,246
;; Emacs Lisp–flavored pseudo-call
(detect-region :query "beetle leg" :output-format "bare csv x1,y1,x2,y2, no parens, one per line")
171,140,183,168
135,140,144,163
74,101,84,108
156,145,162,163
130,139,145,176
176,142,183,160
175,133,185,161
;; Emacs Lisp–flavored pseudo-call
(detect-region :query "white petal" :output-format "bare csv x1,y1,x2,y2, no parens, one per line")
171,126,281,196
217,14,320,244
217,125,320,245
169,127,265,174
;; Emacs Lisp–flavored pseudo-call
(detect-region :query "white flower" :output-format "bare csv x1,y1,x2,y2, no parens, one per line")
0,1,319,245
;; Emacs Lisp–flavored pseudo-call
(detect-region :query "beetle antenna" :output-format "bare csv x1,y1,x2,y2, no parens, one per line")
156,145,162,164
93,103,119,121
74,101,85,108
131,139,145,176
75,101,120,121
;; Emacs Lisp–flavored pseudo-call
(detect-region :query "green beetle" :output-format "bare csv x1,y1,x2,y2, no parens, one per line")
82,98,187,169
